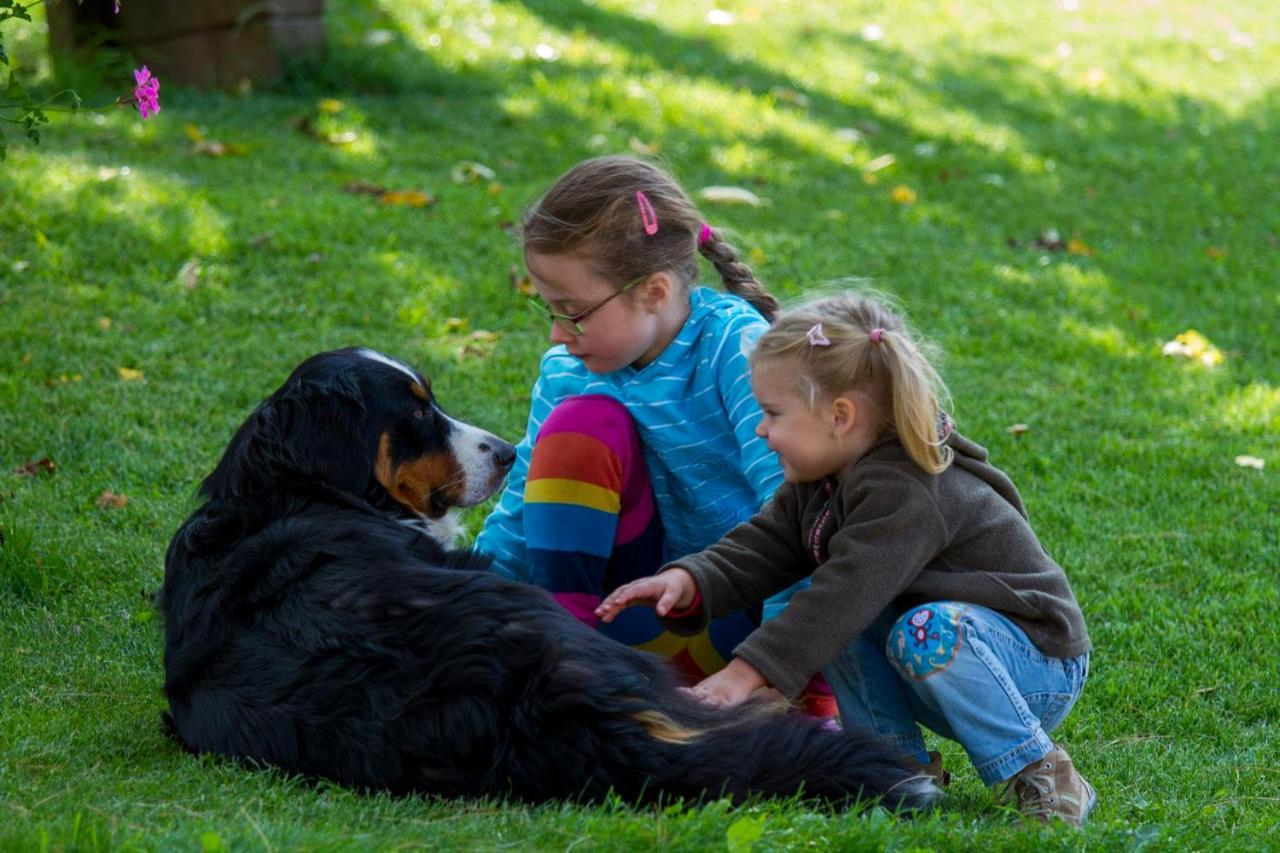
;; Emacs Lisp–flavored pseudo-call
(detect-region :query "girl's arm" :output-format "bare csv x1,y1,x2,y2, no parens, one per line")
669,484,809,619
595,567,698,621
684,658,767,707
711,315,784,505
733,471,949,698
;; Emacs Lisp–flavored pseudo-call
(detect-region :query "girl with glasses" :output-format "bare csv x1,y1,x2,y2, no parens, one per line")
476,155,833,718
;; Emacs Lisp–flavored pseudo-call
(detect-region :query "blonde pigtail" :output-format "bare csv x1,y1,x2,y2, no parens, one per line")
877,331,953,474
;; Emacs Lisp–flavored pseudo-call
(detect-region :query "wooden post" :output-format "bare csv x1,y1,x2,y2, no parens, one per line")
47,0,325,89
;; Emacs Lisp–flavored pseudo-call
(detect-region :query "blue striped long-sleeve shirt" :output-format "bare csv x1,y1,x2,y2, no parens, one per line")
476,287,784,581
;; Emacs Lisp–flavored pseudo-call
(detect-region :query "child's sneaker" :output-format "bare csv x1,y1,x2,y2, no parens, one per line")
902,750,951,787
1001,743,1097,828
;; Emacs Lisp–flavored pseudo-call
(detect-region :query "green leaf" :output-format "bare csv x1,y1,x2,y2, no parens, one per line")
726,816,765,853
5,69,22,100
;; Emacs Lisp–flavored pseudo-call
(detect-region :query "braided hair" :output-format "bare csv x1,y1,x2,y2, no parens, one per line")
522,156,778,320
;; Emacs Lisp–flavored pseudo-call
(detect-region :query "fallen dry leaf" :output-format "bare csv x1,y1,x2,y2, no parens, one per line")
469,330,499,343
14,458,56,477
177,259,201,290
1161,330,1224,367
343,180,387,196
185,123,248,156
450,161,496,184
698,186,765,206
890,185,917,204
509,266,535,296
344,181,436,209
1034,228,1067,251
628,137,660,156
444,317,469,333
379,190,435,208
96,317,112,331
294,114,358,146
96,490,128,509
863,153,896,173
1234,455,1265,470
1006,423,1030,436
770,86,810,108
1066,237,1097,257
1204,246,1226,260
193,139,248,157
117,367,145,382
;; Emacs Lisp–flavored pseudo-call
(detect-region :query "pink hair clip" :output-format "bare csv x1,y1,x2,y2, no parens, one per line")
636,191,659,236
869,327,885,344
806,323,831,347
697,222,713,246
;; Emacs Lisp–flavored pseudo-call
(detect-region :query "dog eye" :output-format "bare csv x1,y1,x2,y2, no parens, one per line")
414,406,432,420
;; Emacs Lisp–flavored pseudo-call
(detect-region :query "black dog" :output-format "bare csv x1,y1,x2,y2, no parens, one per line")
161,347,938,808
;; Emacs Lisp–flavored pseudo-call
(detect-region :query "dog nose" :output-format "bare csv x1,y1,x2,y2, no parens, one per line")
492,442,516,469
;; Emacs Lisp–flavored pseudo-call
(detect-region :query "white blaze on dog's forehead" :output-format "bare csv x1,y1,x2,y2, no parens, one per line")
357,348,423,388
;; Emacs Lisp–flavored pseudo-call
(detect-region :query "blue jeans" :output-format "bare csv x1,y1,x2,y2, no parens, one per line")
822,601,1089,786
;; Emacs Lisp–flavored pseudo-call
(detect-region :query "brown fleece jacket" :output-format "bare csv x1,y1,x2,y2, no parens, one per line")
661,431,1091,699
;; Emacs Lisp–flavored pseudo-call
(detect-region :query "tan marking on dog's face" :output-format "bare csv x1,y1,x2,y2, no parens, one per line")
375,432,396,494
410,381,430,402
375,432,463,519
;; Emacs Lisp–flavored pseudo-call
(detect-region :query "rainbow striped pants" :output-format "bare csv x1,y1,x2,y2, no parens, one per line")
523,395,760,684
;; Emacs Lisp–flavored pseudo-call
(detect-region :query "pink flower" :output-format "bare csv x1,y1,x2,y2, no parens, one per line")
133,66,160,119
115,1,120,12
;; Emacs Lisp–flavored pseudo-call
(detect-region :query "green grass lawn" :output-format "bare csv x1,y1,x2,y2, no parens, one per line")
2,0,1278,848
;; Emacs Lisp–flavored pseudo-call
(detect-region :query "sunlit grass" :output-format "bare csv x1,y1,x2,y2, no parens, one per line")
2,0,1278,848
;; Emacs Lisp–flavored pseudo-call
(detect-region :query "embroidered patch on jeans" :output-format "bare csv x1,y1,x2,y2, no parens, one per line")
889,603,966,680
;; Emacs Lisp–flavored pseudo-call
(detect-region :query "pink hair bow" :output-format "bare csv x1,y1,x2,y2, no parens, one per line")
806,323,831,347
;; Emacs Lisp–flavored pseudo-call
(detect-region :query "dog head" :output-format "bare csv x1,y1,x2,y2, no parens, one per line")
200,348,515,520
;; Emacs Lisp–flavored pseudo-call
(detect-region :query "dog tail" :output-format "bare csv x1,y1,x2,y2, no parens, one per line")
633,706,941,811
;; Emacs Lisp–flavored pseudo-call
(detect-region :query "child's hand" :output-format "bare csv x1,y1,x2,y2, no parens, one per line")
595,568,697,623
681,658,767,708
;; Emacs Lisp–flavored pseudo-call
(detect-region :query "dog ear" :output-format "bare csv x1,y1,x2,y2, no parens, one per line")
199,370,374,501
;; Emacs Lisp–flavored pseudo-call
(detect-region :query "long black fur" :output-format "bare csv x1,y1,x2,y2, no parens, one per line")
161,347,939,809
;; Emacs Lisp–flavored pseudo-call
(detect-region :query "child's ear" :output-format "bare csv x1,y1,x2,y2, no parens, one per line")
830,395,858,437
639,272,673,313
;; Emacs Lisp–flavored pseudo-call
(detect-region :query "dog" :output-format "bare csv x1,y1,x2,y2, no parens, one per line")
161,347,938,808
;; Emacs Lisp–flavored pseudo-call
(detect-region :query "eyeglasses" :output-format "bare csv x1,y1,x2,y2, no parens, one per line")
526,277,642,336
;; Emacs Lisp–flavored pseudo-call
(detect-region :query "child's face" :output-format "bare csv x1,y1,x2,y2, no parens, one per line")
751,360,859,483
526,252,668,374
